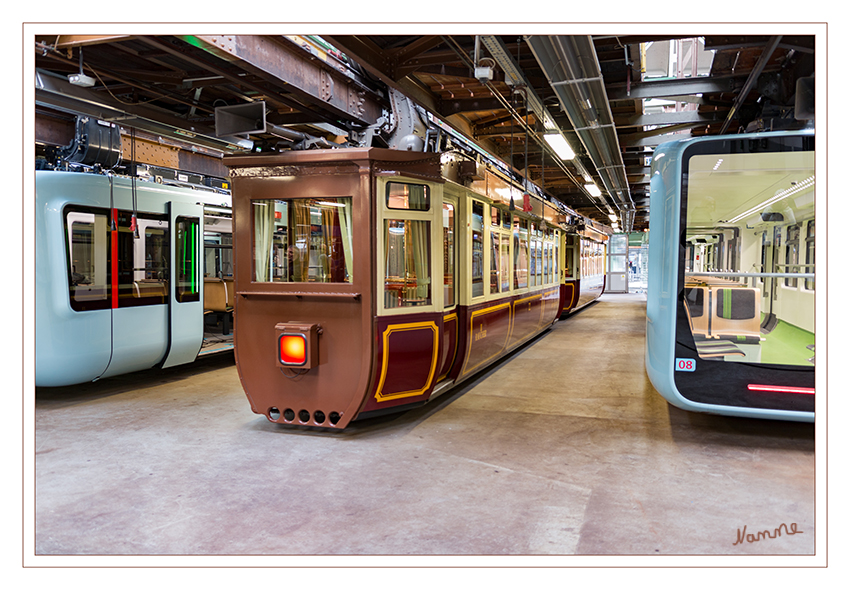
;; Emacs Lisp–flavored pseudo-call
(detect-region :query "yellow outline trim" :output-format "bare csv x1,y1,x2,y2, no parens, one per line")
437,312,459,381
511,293,543,339
461,302,512,377
374,321,440,402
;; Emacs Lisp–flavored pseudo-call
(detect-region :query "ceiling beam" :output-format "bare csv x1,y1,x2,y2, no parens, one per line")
704,35,814,54
322,35,439,113
183,35,386,127
392,36,448,78
614,109,727,129
34,70,244,152
35,35,135,49
607,75,743,101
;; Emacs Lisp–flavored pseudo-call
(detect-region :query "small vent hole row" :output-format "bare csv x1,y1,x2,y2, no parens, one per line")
268,407,341,426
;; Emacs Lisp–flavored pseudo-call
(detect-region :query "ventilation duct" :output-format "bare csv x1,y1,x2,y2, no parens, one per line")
526,36,635,232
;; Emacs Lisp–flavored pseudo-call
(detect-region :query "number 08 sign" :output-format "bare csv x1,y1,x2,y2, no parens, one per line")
675,358,696,372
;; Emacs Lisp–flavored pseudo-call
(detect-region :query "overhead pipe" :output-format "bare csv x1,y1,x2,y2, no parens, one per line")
526,35,635,232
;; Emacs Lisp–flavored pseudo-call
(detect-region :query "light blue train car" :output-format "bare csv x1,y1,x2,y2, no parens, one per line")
645,130,815,421
35,170,233,387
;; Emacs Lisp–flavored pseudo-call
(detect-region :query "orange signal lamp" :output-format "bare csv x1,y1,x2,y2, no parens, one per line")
280,334,307,365
275,322,320,369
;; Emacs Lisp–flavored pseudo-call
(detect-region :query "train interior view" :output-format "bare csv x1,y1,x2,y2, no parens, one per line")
201,206,235,352
682,147,815,367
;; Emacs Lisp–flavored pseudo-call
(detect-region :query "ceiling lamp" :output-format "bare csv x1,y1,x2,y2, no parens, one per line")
68,48,96,88
586,184,602,197
543,133,575,160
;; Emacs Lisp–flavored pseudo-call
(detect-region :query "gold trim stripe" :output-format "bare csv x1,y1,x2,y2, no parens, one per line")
437,313,459,382
374,321,440,402
461,302,512,377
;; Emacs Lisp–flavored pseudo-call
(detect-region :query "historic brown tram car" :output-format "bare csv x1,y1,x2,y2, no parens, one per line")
560,224,608,316
226,147,602,429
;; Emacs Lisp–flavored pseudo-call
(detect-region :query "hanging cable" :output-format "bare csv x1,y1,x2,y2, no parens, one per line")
518,37,529,196
509,88,515,211
108,174,116,231
523,89,529,194
107,117,117,231
130,127,139,238
540,119,545,198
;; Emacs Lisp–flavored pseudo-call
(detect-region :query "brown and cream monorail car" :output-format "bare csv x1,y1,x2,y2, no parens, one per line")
226,147,605,429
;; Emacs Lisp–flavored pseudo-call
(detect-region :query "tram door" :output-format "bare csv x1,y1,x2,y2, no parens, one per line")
162,201,205,368
607,233,629,293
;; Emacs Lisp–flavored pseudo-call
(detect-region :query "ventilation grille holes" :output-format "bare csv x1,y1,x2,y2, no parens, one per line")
270,407,342,427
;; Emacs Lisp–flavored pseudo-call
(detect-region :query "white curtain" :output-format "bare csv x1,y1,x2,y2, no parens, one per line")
339,200,354,282
253,202,274,282
411,220,430,301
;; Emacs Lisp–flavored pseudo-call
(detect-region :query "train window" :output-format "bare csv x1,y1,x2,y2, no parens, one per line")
489,232,500,293
784,224,801,288
499,233,510,292
533,226,543,286
529,224,537,287
804,220,815,291
471,201,484,298
563,236,574,279
252,198,353,283
513,216,528,289
386,181,430,211
580,239,587,278
490,231,510,294
116,211,170,308
204,233,233,279
176,217,200,303
384,219,431,308
65,208,111,311
443,202,455,307
680,142,814,367
552,231,561,283
491,206,501,227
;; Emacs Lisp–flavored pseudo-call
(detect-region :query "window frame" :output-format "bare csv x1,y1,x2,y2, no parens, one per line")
64,205,112,312
250,196,355,285
377,176,442,316
64,205,175,312
804,219,815,291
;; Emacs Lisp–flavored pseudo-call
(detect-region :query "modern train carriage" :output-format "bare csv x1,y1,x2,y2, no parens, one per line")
35,168,234,387
226,147,606,429
645,129,815,421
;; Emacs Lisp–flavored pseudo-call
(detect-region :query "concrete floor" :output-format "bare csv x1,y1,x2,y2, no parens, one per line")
33,293,815,559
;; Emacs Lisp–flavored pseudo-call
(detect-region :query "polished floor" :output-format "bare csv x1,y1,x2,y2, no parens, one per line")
33,293,815,558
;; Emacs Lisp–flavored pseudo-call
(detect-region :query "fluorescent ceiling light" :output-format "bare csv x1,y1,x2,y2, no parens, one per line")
608,213,618,221
726,175,815,224
586,184,602,197
543,133,575,160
